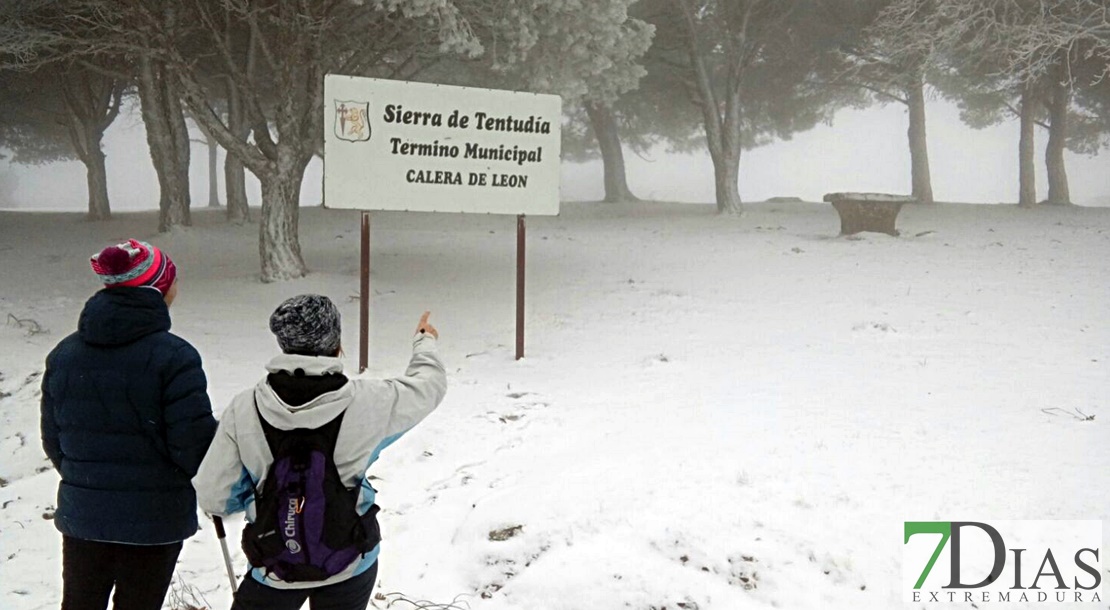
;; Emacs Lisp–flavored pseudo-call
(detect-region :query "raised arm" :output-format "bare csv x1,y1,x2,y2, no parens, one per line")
380,329,448,438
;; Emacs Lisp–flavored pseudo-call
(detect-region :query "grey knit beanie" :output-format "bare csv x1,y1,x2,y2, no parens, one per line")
269,294,342,356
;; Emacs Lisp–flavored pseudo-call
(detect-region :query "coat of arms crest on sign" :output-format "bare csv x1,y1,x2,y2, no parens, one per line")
334,100,371,142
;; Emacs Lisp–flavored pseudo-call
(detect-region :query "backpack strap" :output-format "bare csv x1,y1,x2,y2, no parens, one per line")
318,409,346,448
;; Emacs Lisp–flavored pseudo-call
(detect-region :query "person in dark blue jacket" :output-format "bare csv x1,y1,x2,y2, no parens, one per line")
40,239,218,610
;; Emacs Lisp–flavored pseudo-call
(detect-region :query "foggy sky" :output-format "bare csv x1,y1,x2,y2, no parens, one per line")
1,98,1107,211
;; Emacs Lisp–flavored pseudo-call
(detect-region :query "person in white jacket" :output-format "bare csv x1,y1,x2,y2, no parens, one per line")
192,295,446,610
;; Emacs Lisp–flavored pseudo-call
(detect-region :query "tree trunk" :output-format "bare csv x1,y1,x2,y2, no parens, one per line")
714,86,744,215
1018,83,1037,207
207,133,220,207
160,89,192,231
58,70,117,221
673,0,744,215
699,94,743,215
168,75,192,217
1044,65,1071,205
225,148,250,223
906,78,934,204
66,110,112,221
84,139,111,221
138,55,192,232
224,77,250,223
257,153,309,282
711,148,742,214
584,102,638,203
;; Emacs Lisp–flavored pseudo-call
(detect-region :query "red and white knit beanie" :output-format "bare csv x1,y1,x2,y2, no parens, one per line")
89,239,178,295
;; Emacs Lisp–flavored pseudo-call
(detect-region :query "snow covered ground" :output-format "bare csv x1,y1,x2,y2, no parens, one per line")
1,201,1107,609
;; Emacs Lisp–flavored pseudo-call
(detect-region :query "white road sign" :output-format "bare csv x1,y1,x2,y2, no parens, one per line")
324,75,562,215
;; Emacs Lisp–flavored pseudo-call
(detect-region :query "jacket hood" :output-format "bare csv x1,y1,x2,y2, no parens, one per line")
254,354,354,430
78,287,171,347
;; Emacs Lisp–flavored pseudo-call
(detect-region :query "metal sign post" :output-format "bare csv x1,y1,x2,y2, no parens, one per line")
516,214,526,360
357,212,528,365
359,211,371,373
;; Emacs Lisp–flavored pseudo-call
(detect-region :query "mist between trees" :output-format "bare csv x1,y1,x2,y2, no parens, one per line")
1,0,1107,282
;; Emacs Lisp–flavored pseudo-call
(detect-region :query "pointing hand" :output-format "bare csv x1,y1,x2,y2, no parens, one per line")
416,311,439,339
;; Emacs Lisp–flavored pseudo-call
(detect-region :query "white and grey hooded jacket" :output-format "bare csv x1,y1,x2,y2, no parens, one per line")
192,333,446,589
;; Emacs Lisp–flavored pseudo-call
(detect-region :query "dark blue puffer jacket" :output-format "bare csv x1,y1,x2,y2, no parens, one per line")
40,287,217,544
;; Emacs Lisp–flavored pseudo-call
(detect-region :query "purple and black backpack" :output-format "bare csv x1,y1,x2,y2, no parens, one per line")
242,406,381,582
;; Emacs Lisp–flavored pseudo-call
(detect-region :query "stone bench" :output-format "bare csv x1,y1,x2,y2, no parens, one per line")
822,192,916,236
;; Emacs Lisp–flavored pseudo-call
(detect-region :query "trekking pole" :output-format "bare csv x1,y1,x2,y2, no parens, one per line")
212,516,239,592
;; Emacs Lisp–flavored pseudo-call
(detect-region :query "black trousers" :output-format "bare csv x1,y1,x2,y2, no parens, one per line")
230,562,378,610
61,536,183,610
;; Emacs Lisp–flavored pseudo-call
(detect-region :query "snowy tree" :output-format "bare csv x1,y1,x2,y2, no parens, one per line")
3,0,478,278
875,0,1110,206
0,2,129,220
559,68,706,191
140,0,481,281
0,63,124,220
990,0,1110,205
138,43,193,229
828,0,938,203
660,0,854,214
0,71,77,167
558,0,709,203
445,0,653,203
201,128,221,209
186,109,224,209
198,11,256,224
1,0,194,229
